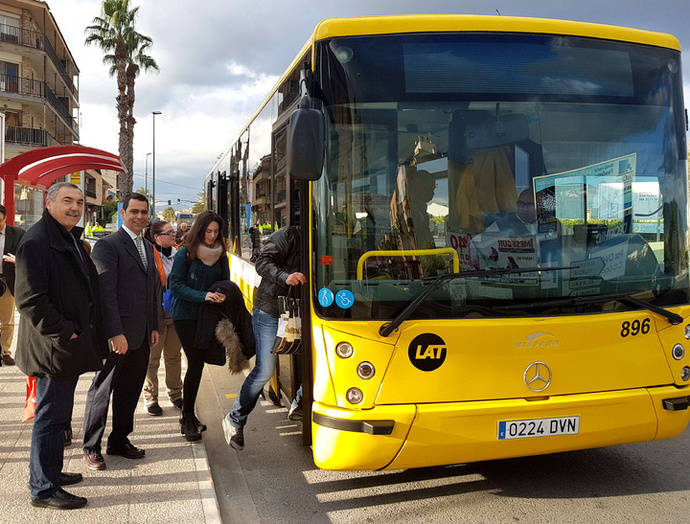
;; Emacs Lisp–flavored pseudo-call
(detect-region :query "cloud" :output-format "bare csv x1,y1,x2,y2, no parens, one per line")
45,0,690,205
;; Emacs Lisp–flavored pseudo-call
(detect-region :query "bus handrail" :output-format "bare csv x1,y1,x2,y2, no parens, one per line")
356,248,460,280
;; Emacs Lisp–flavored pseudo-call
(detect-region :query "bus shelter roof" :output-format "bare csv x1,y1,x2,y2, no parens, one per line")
0,145,125,225
0,145,125,187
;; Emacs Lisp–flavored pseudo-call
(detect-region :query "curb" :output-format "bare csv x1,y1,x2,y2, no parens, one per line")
192,438,223,524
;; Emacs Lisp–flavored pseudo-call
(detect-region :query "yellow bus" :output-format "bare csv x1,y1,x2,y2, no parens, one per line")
204,15,690,470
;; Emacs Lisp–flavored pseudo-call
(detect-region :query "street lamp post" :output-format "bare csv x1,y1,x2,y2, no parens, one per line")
145,152,152,194
152,111,162,216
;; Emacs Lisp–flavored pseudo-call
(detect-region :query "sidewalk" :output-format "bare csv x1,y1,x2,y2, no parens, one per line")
0,356,221,523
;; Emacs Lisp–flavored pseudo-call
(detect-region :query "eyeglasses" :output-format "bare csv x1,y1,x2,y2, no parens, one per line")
157,231,175,236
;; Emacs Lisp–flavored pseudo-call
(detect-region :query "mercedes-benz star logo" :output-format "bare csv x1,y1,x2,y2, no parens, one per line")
523,361,552,392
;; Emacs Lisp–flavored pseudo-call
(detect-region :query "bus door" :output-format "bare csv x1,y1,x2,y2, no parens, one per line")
290,174,313,444
217,171,228,222
273,175,304,415
228,169,240,255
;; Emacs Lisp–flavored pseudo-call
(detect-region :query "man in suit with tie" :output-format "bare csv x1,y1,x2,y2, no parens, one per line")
82,193,160,470
0,204,25,366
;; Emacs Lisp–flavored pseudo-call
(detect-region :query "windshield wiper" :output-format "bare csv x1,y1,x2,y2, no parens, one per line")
501,293,683,325
378,266,577,337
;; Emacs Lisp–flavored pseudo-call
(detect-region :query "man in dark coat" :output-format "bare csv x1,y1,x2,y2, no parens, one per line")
15,182,108,509
82,193,160,471
0,203,25,365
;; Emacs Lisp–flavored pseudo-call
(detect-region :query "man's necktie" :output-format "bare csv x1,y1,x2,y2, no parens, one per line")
135,236,148,268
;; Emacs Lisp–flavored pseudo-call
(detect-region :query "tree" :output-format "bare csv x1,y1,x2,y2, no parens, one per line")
86,0,159,199
135,186,152,203
101,199,119,226
192,190,206,214
162,206,176,222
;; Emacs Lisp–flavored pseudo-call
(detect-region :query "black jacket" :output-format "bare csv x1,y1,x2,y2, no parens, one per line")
195,280,255,366
2,224,24,295
15,210,108,378
91,228,160,349
254,226,301,317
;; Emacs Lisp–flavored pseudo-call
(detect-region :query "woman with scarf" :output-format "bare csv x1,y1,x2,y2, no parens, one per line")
168,212,229,441
143,220,183,416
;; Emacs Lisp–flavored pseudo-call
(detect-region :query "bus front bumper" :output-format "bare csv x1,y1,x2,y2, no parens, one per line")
311,386,690,471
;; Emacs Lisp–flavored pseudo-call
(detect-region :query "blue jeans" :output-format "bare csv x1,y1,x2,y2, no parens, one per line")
292,385,303,408
30,375,78,498
228,308,278,429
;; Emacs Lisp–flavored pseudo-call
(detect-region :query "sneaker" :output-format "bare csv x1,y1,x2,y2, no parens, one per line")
288,403,303,421
1,354,15,366
222,416,244,450
147,403,163,416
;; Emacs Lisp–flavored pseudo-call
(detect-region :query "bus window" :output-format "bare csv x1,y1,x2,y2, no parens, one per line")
242,97,276,262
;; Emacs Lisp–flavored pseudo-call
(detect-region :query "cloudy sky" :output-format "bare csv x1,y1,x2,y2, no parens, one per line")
48,0,689,209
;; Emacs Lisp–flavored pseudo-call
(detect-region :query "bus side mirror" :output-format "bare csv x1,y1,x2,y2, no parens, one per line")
287,97,324,181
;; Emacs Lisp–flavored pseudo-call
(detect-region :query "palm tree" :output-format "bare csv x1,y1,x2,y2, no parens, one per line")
85,0,158,198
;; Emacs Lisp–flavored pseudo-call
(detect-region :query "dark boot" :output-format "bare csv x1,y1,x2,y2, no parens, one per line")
192,415,207,432
180,414,201,441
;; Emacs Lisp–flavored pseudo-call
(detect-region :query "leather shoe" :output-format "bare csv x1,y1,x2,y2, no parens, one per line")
84,452,106,470
31,487,87,509
1,354,15,366
147,403,163,416
58,472,83,486
106,442,145,459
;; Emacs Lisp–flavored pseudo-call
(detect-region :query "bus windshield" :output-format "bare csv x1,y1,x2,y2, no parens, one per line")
312,33,688,321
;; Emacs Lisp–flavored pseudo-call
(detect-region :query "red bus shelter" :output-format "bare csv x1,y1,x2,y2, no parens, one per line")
0,145,125,225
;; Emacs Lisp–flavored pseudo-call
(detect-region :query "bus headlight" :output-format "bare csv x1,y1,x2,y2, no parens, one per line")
346,387,363,404
336,342,354,359
672,344,685,360
357,361,375,379
681,367,690,381
685,325,690,339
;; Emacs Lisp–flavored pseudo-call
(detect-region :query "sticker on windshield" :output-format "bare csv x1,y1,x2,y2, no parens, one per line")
335,289,354,309
318,288,334,307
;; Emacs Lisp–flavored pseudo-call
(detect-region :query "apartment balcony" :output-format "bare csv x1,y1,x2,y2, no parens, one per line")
6,126,59,147
0,73,43,98
253,169,270,183
0,74,75,134
0,23,77,97
0,23,43,51
44,84,72,127
43,36,76,94
275,190,287,209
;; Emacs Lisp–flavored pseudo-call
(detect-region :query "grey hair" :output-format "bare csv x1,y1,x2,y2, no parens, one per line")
47,182,82,201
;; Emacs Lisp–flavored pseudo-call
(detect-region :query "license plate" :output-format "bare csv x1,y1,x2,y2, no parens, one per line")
498,416,580,440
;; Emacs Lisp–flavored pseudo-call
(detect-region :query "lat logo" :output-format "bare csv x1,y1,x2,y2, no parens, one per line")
515,332,560,349
408,334,447,372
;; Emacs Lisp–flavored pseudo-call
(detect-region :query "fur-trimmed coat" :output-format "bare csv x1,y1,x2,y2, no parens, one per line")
194,280,255,373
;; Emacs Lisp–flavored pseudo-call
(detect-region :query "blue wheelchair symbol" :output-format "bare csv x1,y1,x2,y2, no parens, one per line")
335,290,355,309
318,288,334,307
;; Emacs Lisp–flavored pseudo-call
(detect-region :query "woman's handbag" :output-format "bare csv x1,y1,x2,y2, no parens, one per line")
272,287,302,355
